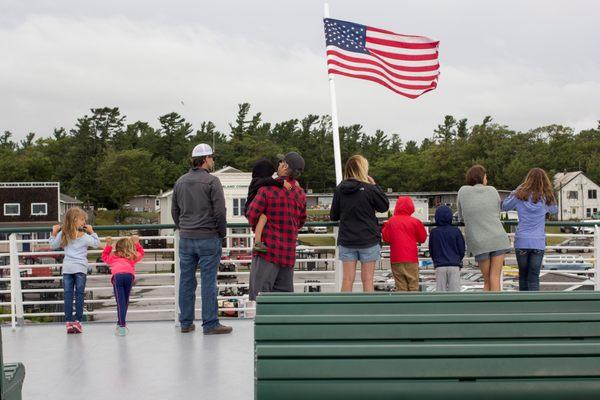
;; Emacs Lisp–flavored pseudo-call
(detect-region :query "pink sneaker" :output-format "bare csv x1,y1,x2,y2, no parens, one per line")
66,322,75,334
72,320,83,334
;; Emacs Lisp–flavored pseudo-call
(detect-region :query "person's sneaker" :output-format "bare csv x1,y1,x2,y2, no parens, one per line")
181,323,196,333
253,242,268,253
116,326,128,336
72,320,83,334
204,324,233,335
66,322,75,334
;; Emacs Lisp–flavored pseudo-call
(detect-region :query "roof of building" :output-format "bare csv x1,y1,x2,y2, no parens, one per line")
554,171,583,190
60,193,82,204
0,182,59,188
214,166,245,174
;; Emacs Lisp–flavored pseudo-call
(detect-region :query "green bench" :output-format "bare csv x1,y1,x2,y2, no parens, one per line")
1,329,25,400
255,292,600,400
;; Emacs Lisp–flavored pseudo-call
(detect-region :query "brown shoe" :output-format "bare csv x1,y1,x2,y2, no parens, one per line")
181,323,196,333
204,324,233,335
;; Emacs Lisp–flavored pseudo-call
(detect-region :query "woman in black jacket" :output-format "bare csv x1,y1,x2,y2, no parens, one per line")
330,155,389,292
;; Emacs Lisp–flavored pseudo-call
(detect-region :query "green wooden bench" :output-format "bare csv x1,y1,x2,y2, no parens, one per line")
1,329,25,400
255,292,600,400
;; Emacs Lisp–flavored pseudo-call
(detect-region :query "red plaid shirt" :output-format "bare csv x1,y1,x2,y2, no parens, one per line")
246,177,307,267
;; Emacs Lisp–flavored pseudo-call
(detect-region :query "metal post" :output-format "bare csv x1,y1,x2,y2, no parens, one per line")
324,3,344,185
594,225,599,291
9,233,24,328
173,230,180,326
333,226,342,291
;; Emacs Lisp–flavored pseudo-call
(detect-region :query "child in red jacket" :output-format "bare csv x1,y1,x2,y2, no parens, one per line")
382,197,428,291
102,235,144,335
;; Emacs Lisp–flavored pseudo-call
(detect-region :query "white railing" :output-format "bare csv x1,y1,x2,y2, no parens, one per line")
1,224,599,329
0,227,337,329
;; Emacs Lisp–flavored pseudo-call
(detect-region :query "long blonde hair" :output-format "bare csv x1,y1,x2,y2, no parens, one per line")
514,168,556,205
115,237,138,261
344,155,370,184
60,207,87,247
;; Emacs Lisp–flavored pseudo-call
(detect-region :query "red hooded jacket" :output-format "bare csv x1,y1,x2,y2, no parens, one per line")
382,197,428,263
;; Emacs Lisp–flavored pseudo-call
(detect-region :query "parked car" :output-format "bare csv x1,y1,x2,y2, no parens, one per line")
95,257,110,274
553,237,593,253
559,226,579,234
20,247,63,265
374,273,395,292
311,226,328,234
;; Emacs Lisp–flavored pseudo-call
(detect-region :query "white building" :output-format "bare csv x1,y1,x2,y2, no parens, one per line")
554,171,600,220
158,166,253,252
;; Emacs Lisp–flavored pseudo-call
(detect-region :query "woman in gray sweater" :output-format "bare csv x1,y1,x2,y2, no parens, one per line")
457,165,511,291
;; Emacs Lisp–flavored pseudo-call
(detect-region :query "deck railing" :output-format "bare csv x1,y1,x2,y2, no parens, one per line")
1,221,598,329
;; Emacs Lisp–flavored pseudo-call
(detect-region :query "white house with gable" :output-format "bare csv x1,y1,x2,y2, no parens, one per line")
158,166,253,251
554,171,600,220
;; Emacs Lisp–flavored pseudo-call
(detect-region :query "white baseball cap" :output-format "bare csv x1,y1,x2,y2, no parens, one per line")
191,143,214,157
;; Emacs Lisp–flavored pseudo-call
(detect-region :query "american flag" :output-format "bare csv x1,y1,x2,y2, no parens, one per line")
324,18,439,99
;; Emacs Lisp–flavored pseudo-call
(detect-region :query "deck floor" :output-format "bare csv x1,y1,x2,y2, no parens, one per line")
2,320,254,400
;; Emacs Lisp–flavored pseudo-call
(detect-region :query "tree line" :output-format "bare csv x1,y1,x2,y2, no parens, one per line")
1,104,599,209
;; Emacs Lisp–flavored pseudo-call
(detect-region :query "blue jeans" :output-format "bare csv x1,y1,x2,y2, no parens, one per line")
63,273,87,322
112,273,134,327
178,237,222,332
515,248,544,291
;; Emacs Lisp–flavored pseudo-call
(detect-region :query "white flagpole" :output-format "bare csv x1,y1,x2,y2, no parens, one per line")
324,3,343,185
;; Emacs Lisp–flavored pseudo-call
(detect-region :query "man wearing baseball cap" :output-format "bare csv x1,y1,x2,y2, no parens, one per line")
172,143,232,335
246,151,307,300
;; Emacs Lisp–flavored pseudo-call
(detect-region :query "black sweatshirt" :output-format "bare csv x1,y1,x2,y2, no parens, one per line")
330,179,390,248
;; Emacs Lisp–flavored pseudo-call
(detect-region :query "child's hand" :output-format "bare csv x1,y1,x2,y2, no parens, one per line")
105,237,113,246
51,224,61,236
283,180,293,190
131,235,140,244
84,225,94,234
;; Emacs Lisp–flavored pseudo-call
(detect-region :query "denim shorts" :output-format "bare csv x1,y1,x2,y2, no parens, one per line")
338,244,381,262
474,248,511,262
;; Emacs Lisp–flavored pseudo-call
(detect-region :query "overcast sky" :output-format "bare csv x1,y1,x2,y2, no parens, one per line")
1,0,599,143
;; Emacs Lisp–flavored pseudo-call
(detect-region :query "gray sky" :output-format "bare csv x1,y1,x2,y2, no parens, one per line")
1,0,599,143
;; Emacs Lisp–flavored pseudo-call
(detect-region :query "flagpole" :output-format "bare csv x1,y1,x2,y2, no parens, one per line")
324,3,343,185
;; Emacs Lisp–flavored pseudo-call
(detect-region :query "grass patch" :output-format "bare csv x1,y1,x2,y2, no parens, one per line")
299,236,335,247
307,209,330,216
545,226,567,246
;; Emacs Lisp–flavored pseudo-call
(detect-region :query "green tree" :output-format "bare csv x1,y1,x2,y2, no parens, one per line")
98,149,162,209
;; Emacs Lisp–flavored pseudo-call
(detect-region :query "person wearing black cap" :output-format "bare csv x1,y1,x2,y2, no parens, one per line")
246,152,307,300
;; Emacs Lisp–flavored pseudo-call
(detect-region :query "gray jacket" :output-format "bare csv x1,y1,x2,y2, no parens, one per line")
457,184,510,257
172,168,227,239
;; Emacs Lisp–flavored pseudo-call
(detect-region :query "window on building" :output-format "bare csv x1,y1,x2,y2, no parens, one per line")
567,191,578,200
571,207,577,215
587,208,592,218
589,189,598,199
232,198,247,216
31,203,48,216
36,231,50,240
4,203,20,216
